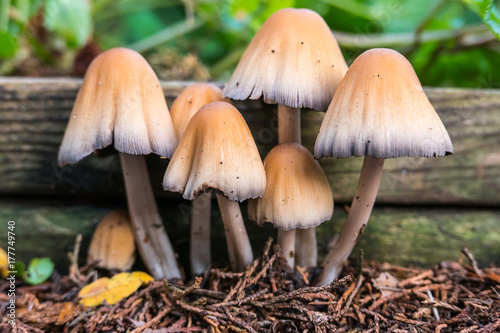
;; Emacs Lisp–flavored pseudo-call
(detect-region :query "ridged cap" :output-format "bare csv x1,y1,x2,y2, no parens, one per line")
248,143,333,230
170,83,228,140
222,8,348,111
58,47,177,166
163,101,266,201
315,48,453,159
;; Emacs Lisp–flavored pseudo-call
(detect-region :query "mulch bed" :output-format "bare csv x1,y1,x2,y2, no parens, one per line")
1,239,499,332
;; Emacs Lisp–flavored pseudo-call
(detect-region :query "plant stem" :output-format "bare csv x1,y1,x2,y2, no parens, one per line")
216,194,253,272
317,156,385,285
0,0,11,32
119,153,181,280
190,193,211,276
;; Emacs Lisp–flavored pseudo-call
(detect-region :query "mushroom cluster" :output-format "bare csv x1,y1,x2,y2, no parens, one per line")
59,8,452,286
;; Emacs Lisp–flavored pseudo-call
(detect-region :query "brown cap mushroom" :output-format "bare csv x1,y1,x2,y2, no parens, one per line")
315,48,453,284
248,143,333,267
58,47,177,165
170,83,228,140
88,211,136,271
222,7,347,112
58,47,180,280
169,83,228,276
315,48,453,159
164,101,266,202
164,101,266,271
249,142,333,230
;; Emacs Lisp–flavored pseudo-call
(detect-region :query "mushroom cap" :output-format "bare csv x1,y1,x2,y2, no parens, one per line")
170,83,228,140
248,143,333,230
314,48,453,159
87,211,136,271
163,101,266,201
222,8,348,111
58,47,177,166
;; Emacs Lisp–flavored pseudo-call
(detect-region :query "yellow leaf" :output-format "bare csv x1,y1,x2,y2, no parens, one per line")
0,248,8,278
78,271,153,307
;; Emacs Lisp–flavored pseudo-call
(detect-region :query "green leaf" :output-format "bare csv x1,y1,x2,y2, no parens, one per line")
0,31,17,57
13,261,25,278
463,0,500,40
44,0,91,48
23,257,54,285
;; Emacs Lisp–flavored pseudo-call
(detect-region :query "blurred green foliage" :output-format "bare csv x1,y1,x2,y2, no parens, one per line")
0,0,499,88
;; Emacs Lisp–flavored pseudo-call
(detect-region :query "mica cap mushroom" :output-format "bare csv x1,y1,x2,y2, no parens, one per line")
57,47,180,280
170,83,228,140
222,7,348,112
88,211,136,272
249,142,333,230
163,101,266,271
315,48,453,285
315,48,453,159
58,47,177,166
164,101,266,202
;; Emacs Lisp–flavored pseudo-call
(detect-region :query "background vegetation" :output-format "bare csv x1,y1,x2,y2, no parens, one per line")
0,0,499,88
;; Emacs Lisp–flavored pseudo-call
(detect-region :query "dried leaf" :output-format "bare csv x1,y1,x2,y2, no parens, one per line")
78,271,153,306
0,248,7,278
373,272,400,297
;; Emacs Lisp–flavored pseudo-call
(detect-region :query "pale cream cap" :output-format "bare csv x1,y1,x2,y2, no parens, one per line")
163,101,266,201
315,48,453,159
248,142,333,230
88,211,136,271
223,8,348,111
58,47,177,166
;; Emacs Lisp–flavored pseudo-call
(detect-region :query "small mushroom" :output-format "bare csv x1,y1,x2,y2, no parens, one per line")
315,48,453,284
163,101,266,272
88,211,135,272
170,83,228,276
58,47,180,280
223,8,347,267
248,143,333,267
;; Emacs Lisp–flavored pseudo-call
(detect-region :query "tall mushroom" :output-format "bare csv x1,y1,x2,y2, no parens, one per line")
223,8,347,266
58,47,181,280
169,83,228,276
315,48,453,284
163,101,266,272
248,143,333,267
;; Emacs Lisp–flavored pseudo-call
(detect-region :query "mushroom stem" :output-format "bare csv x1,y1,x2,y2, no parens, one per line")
295,228,317,267
278,105,318,268
318,156,385,285
278,229,296,267
278,105,301,143
119,153,181,280
190,193,212,276
216,194,253,271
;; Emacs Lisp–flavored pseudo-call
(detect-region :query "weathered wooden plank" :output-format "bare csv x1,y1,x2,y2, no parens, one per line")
0,78,499,205
0,200,497,273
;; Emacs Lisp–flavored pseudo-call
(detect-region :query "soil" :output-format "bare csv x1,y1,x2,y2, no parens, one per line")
1,239,499,332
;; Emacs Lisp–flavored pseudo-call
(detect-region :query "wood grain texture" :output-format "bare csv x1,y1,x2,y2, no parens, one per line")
0,200,497,273
0,79,499,206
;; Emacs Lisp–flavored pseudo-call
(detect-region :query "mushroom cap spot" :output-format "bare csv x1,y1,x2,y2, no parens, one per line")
170,83,229,140
222,8,348,111
87,211,136,271
248,142,333,230
163,101,266,202
58,47,177,166
315,48,453,159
